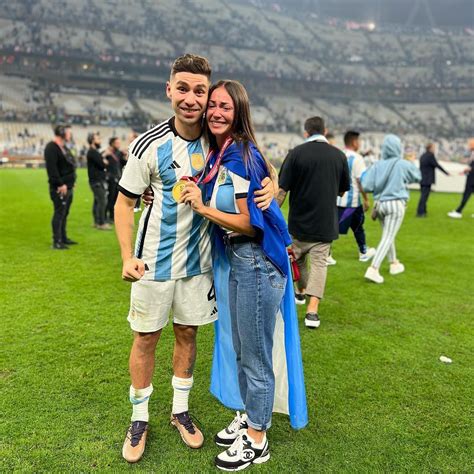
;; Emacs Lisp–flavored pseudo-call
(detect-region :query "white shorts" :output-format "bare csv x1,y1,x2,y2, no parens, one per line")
127,271,218,333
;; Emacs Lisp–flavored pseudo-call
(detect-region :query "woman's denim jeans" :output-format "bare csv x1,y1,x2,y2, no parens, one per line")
226,241,287,431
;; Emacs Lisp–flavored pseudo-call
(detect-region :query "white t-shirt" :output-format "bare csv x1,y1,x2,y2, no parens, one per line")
118,118,212,281
337,149,366,208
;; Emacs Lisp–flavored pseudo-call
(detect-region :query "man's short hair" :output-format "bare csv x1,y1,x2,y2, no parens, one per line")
304,116,325,136
344,130,360,146
426,143,434,151
171,54,211,79
325,132,335,141
109,136,118,147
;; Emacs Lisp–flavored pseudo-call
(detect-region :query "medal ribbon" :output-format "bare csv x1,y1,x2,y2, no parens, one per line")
183,136,234,185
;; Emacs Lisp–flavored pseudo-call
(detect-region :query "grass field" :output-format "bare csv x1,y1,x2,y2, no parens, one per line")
1,169,473,473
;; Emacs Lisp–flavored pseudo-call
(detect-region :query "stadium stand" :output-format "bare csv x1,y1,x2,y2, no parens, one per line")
0,0,472,164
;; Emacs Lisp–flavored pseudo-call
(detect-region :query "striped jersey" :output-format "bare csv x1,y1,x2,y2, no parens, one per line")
208,165,250,233
337,149,366,208
118,118,211,281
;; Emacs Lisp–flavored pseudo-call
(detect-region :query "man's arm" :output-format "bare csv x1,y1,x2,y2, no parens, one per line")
114,192,145,282
357,179,370,211
339,156,351,196
433,156,449,176
276,188,287,208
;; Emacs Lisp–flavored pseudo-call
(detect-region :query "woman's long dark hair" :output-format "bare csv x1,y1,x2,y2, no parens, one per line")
205,80,272,176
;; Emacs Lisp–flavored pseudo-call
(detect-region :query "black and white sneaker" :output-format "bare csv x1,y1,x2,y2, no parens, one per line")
215,411,248,447
295,293,306,305
305,313,320,328
215,430,270,471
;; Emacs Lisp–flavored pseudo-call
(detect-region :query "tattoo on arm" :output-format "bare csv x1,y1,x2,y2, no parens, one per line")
276,188,287,208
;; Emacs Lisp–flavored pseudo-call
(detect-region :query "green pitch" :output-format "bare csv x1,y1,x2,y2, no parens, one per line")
1,169,473,472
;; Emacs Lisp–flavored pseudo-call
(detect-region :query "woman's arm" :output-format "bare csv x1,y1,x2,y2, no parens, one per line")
181,182,255,237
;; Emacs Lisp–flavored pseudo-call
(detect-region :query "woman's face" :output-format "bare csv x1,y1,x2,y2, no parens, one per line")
207,86,235,142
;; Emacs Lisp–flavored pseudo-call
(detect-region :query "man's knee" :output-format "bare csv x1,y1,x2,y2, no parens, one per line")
173,324,198,347
133,330,161,354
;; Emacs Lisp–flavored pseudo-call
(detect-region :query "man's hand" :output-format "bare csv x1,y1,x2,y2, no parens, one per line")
122,257,146,282
142,187,154,206
56,184,67,196
363,198,370,212
254,177,274,210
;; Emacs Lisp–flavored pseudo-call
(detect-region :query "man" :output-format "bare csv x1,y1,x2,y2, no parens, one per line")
417,143,449,217
277,116,350,329
44,125,77,249
114,54,273,463
105,136,127,223
335,130,375,262
448,141,474,218
87,132,111,230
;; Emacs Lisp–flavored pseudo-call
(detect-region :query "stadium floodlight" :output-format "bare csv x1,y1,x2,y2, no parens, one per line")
367,22,376,31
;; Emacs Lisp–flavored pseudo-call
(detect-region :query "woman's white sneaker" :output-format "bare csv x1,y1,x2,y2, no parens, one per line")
389,262,405,275
215,412,248,447
364,266,384,284
215,430,270,471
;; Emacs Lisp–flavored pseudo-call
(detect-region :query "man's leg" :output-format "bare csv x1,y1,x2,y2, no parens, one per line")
417,185,430,216
61,189,73,242
292,239,309,294
50,188,67,246
351,206,367,254
172,324,197,414
305,242,331,326
123,330,161,463
456,184,473,213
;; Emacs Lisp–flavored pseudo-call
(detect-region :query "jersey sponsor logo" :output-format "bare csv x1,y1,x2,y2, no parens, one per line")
168,160,181,170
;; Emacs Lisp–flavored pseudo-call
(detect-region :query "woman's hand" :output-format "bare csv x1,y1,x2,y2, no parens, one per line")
180,182,205,213
254,176,274,210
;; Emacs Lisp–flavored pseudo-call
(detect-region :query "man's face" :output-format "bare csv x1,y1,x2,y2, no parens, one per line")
94,134,101,147
166,72,209,127
352,137,360,152
112,138,121,150
64,128,72,142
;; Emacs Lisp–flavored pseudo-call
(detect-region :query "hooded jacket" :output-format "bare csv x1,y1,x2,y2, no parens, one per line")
361,134,421,202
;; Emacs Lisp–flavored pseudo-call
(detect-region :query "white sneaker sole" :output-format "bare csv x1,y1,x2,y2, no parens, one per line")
295,299,306,305
216,453,270,471
364,275,384,284
390,268,405,275
305,319,320,328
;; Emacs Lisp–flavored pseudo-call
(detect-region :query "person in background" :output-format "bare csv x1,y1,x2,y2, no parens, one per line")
416,143,449,217
447,140,474,219
44,124,77,249
325,132,336,146
361,134,421,284
277,116,350,328
335,130,376,263
105,136,127,223
87,132,111,230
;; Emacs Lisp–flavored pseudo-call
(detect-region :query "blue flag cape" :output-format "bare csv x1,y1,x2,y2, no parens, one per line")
207,142,308,430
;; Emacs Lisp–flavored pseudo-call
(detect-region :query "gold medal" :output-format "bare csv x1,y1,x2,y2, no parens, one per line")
191,153,204,171
172,179,188,203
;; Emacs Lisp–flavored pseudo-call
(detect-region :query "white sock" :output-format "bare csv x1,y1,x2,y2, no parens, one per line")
172,375,193,414
130,384,153,422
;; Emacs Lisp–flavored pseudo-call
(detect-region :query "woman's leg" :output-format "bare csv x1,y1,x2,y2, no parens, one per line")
371,201,405,269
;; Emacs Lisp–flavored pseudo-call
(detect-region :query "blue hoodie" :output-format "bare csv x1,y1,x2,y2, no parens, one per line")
361,134,421,202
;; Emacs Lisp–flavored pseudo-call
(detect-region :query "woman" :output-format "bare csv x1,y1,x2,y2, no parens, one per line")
361,134,421,284
181,80,306,470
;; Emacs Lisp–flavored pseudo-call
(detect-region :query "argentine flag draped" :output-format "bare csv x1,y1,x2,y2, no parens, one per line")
208,142,308,430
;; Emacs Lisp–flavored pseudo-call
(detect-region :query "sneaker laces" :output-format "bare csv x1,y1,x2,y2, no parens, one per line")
127,421,147,447
227,432,250,458
227,411,243,433
173,411,200,435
